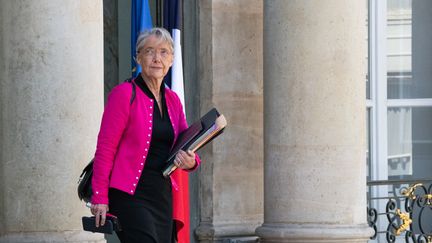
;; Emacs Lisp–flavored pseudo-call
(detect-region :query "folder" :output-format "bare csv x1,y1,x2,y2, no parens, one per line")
162,108,227,177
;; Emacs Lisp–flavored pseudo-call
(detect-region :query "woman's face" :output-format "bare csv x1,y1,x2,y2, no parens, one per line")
137,35,173,82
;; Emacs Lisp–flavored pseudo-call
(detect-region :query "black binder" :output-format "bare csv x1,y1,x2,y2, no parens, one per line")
162,108,227,177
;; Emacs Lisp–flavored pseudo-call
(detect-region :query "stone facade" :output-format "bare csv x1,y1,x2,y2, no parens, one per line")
0,0,372,242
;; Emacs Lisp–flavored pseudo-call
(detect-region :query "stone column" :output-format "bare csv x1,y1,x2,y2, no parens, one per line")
195,0,263,242
0,1,104,242
256,1,373,242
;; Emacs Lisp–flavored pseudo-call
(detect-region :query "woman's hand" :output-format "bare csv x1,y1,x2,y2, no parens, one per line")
90,203,109,227
174,150,196,170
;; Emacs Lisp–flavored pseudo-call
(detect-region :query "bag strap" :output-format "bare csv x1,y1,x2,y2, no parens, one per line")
78,158,94,183
124,78,136,105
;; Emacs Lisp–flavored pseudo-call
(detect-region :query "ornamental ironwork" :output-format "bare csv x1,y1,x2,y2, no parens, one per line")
367,179,432,243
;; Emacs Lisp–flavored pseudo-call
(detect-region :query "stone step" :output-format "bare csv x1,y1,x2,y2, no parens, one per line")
221,236,259,243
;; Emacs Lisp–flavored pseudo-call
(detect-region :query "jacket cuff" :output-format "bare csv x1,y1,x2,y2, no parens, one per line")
91,194,109,205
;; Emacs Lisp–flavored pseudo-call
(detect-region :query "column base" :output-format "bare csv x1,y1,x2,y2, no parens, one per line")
0,230,105,243
255,223,373,243
195,222,261,243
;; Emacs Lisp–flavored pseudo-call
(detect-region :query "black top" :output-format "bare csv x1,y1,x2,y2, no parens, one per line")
135,75,175,172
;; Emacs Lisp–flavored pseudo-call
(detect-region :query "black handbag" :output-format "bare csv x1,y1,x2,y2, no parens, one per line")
77,159,94,203
77,79,136,203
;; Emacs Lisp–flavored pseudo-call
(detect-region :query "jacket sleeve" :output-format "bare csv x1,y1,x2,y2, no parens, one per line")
91,84,131,204
176,98,201,170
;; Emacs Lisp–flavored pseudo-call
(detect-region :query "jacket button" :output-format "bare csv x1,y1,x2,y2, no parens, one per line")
145,148,148,151
148,134,151,137
150,106,153,109
136,177,139,180
147,141,149,144
130,190,134,193
150,114,152,116
133,183,136,186
139,170,141,173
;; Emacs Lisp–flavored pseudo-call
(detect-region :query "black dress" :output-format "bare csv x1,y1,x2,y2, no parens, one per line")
109,75,175,243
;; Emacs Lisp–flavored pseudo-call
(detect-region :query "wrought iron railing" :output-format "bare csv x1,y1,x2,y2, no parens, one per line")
367,179,432,243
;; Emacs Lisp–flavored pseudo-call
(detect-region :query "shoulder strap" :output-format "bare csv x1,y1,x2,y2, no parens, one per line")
124,78,136,105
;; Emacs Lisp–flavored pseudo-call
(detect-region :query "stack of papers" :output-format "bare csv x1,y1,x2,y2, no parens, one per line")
162,108,227,177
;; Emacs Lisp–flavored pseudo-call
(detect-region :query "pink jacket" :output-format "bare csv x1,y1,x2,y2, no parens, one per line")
91,80,200,241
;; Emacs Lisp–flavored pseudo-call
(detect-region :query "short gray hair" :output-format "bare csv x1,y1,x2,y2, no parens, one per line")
135,27,174,55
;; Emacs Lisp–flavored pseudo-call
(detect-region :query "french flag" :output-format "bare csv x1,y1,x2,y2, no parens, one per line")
164,0,186,112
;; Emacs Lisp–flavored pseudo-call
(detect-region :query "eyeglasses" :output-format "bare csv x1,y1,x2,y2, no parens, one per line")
140,48,172,59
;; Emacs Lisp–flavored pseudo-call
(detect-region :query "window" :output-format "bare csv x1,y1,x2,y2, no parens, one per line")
368,0,432,184
367,0,432,242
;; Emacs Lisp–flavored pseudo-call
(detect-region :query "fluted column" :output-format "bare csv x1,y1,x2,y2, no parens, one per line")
256,1,373,242
0,1,104,242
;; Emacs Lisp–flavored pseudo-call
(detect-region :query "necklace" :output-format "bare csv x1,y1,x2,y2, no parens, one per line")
152,91,163,116
155,95,162,106
142,78,163,115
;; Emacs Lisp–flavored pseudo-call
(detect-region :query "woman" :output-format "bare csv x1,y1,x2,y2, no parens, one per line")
90,27,200,243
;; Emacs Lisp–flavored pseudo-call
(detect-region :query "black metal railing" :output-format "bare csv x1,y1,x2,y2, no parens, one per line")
367,179,432,243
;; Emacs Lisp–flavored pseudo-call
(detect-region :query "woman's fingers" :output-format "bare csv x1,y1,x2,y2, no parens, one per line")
91,204,108,227
175,150,196,169
100,211,106,227
95,211,101,227
178,151,187,161
174,155,181,167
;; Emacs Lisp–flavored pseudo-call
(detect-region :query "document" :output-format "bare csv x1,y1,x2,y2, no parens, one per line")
162,108,227,177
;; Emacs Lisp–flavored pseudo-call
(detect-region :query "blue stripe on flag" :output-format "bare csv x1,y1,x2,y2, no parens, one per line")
131,0,153,77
